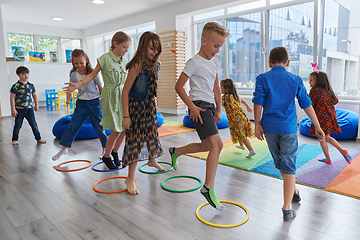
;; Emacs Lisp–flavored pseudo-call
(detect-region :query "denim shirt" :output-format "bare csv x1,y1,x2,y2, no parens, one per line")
129,70,151,101
129,62,160,101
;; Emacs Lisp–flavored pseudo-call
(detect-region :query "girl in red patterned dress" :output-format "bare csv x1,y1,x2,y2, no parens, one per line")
220,79,256,158
309,71,352,164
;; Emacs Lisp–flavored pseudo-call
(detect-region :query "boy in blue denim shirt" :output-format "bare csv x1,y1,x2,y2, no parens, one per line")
253,47,324,221
10,66,46,145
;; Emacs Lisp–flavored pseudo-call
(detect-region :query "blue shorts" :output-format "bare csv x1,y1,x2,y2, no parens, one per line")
264,132,298,175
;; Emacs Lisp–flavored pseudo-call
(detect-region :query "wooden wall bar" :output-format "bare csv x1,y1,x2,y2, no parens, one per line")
158,30,187,113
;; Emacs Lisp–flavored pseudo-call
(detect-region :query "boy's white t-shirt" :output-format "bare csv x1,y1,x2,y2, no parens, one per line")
182,54,219,104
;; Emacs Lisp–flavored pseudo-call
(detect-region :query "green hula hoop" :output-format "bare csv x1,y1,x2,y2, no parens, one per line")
161,175,203,193
138,161,173,174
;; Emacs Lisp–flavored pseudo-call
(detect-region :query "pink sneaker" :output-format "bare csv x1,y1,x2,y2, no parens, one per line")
342,149,352,164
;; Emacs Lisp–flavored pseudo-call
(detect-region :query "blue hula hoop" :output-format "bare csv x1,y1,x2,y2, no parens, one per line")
92,160,123,172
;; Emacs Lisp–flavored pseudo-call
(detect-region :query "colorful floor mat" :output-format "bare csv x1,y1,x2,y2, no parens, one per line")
158,120,195,138
186,138,360,199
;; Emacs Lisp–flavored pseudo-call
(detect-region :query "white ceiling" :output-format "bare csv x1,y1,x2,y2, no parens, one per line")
0,0,183,29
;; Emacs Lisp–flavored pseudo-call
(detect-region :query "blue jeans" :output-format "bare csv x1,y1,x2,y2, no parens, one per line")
12,108,41,141
59,98,108,148
264,132,298,175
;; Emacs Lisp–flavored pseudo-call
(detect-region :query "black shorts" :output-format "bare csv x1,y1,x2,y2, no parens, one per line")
189,100,219,140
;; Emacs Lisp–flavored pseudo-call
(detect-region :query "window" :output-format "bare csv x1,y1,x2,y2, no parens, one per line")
103,24,155,62
8,33,34,61
227,13,262,89
8,33,81,63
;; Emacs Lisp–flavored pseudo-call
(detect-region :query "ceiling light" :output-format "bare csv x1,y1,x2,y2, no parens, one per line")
92,0,104,4
52,17,63,21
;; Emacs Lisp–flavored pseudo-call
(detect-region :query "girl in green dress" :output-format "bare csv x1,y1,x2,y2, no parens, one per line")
64,31,131,169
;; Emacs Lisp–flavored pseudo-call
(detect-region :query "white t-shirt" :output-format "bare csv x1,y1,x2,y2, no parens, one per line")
182,54,219,104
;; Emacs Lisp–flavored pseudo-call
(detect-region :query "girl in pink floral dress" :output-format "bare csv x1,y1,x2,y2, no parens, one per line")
221,79,256,158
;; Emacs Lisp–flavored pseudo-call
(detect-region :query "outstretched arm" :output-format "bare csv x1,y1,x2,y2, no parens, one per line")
63,63,101,93
304,106,325,141
240,98,253,112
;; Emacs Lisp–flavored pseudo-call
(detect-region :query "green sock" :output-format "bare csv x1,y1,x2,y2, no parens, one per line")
169,147,179,170
200,184,224,210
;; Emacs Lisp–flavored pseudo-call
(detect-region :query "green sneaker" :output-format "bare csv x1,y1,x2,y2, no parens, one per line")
200,185,224,210
169,147,179,170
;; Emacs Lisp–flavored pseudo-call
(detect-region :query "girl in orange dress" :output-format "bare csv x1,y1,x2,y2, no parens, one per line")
220,79,255,158
309,71,352,164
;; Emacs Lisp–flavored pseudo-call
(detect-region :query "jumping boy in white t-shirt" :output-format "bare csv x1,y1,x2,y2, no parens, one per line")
169,22,230,210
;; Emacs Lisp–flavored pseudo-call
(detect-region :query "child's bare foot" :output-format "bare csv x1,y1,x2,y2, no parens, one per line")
12,141,19,145
125,178,139,194
37,139,46,144
147,159,166,171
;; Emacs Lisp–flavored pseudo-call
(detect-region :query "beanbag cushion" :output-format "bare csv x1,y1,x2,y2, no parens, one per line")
157,112,164,127
52,114,111,140
299,109,358,140
183,112,229,129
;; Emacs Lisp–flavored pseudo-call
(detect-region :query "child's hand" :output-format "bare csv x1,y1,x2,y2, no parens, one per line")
214,109,221,123
254,124,265,141
247,107,253,113
122,118,131,129
189,105,206,124
63,82,77,93
11,109,18,117
34,105,39,111
314,126,325,141
65,98,72,106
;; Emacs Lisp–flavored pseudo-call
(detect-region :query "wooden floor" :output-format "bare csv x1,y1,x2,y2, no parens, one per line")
0,107,360,240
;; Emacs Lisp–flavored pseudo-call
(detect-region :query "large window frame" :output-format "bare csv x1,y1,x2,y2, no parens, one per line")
192,0,319,95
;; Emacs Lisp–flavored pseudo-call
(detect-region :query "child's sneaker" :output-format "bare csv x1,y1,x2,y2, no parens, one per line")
200,185,224,211
169,147,179,170
342,149,352,164
282,209,295,221
292,190,301,202
236,144,245,150
318,158,332,164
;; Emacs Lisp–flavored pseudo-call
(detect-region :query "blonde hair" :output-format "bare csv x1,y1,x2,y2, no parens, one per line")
201,22,230,39
126,31,162,73
110,31,131,51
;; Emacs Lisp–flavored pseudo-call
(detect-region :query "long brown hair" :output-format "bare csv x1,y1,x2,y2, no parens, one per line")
110,31,131,51
126,31,162,73
220,78,239,102
69,49,93,76
309,71,337,103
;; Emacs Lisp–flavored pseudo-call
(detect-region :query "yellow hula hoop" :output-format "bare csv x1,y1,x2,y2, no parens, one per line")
195,200,250,228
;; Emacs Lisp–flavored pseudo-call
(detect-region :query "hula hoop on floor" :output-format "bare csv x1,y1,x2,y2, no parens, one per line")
138,161,173,174
55,160,92,172
196,200,250,228
161,175,202,193
91,160,123,172
93,176,128,194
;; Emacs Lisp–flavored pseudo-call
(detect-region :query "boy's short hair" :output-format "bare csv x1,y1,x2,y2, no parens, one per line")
269,46,289,64
201,22,230,39
16,66,29,75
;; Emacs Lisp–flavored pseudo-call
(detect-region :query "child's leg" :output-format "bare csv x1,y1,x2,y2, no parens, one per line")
111,131,125,166
326,134,353,163
24,108,42,142
281,172,296,210
200,134,224,210
104,131,121,157
52,146,68,161
243,138,256,158
125,162,138,194
12,110,25,144
319,135,331,160
87,99,108,150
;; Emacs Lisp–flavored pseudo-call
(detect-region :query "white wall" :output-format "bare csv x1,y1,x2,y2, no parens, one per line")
0,7,9,117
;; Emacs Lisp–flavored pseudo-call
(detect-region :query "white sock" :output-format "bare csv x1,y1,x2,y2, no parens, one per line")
236,144,245,150
100,148,106,158
52,149,68,161
246,150,256,158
